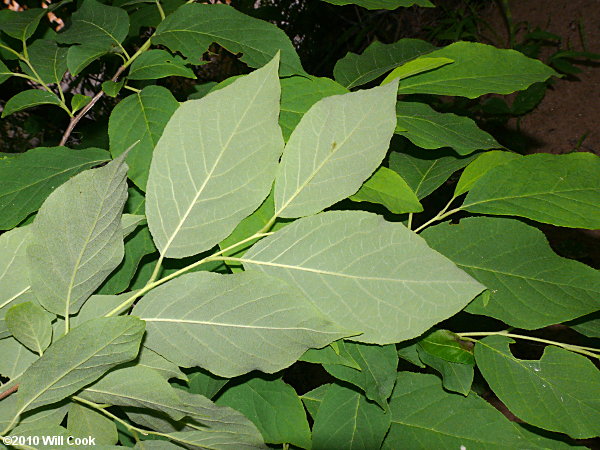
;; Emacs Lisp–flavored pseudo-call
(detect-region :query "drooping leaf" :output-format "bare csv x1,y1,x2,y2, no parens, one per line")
454,150,521,196
153,3,305,76
0,8,46,41
67,403,118,445
0,337,38,379
462,152,600,229
5,302,53,355
334,39,435,89
416,347,474,396
20,39,68,85
216,376,311,449
382,57,453,84
312,383,391,450
146,56,283,258
417,329,474,365
127,49,196,80
423,217,600,329
243,210,484,344
275,81,398,218
1,90,63,118
475,335,600,439
397,42,558,98
27,154,128,316
322,0,433,8
349,166,423,214
0,226,35,313
395,101,501,155
134,271,348,377
0,146,109,230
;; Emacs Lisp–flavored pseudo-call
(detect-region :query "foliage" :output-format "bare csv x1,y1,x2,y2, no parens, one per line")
0,0,599,448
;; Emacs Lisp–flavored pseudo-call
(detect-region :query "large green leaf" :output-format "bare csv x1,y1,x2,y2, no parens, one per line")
395,102,501,155
27,154,128,316
381,57,453,84
153,3,305,76
67,403,118,445
423,217,600,328
146,56,283,258
475,335,600,439
334,39,435,89
0,146,109,230
311,383,391,450
0,8,46,40
133,271,348,377
5,302,53,355
216,377,311,449
1,90,63,118
416,347,474,395
127,49,196,80
397,42,558,98
382,372,571,449
462,153,600,229
109,86,179,191
21,39,68,86
243,210,484,344
13,317,144,420
0,226,35,315
322,0,433,8
275,81,398,218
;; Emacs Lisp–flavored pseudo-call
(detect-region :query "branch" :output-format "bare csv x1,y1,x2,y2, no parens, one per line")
0,384,18,401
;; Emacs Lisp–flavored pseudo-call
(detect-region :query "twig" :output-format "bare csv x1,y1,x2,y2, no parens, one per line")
0,384,18,401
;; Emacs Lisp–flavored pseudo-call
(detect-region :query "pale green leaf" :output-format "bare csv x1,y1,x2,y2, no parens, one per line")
9,423,70,448
416,347,474,395
0,337,38,379
382,57,453,84
0,398,69,433
397,42,558,98
0,8,46,40
349,166,423,214
216,377,311,449
146,56,283,258
5,302,53,355
395,102,501,155
454,150,521,196
21,39,68,85
418,329,474,365
334,39,435,89
109,86,179,191
275,81,398,218
243,210,484,344
0,226,34,312
73,292,131,325
133,271,348,377
301,384,331,419
475,335,600,439
27,154,129,316
423,217,600,329
0,146,109,230
312,383,391,450
133,346,187,382
153,3,305,76
322,0,433,8
2,90,63,118
67,403,118,445
128,49,196,80
121,214,146,237
463,152,600,229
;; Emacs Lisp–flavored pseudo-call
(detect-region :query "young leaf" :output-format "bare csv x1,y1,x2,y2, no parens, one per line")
67,403,118,445
146,55,283,258
395,102,501,155
454,150,521,196
127,49,196,80
133,271,349,377
5,302,53,355
109,86,179,191
381,57,453,84
20,39,68,86
0,146,109,230
417,329,475,365
0,226,35,311
70,94,91,114
322,0,433,8
463,152,600,229
215,376,311,449
416,347,474,396
27,154,129,316
1,90,63,118
102,80,124,98
153,3,305,76
243,210,484,344
312,383,391,450
334,38,435,89
475,335,600,439
275,81,398,218
423,217,600,329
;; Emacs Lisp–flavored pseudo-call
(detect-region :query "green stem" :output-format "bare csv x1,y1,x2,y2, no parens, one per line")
0,42,22,59
123,85,141,93
407,213,413,230
155,0,166,21
123,37,152,70
413,196,460,233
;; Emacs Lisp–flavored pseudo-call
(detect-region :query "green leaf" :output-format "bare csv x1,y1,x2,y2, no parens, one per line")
0,226,35,313
0,146,109,230
73,292,131,325
21,39,68,85
275,81,398,218
416,347,474,395
323,341,398,407
300,341,361,370
280,76,348,141
67,403,118,445
475,335,600,439
146,56,283,258
383,372,565,449
334,39,435,89
567,313,600,338
243,210,484,344
462,152,600,229
66,44,110,76
70,94,91,113
349,166,423,214
312,383,391,450
388,144,476,199
153,3,305,76
454,150,521,196
134,271,348,377
301,384,331,419
128,49,196,80
27,154,129,316
423,217,600,329
216,376,311,449
0,59,11,85
109,86,179,191
5,302,53,355
133,346,187,382
397,341,425,367
322,0,433,8
418,329,474,365
9,423,71,448
0,8,46,41
0,337,38,379
102,80,124,98
397,42,558,98
14,317,144,418
186,369,228,399
395,102,501,155
2,90,63,118
382,57,453,84
121,214,145,237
